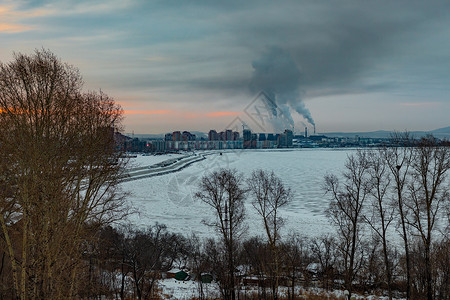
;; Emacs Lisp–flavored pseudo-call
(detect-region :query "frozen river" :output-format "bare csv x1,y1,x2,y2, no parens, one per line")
121,149,355,239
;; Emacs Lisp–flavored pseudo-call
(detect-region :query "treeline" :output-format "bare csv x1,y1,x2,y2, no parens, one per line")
324,134,449,300
38,206,448,299
2,223,446,299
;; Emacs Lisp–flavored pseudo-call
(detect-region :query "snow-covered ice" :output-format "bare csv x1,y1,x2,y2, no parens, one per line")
127,153,187,168
121,149,354,239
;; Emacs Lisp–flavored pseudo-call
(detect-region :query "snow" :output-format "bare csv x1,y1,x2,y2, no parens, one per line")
127,153,187,168
158,278,405,299
121,149,354,239
159,278,220,299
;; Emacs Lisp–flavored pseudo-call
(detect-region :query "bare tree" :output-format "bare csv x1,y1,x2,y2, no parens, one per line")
383,133,414,299
432,238,449,300
283,233,310,300
406,136,450,300
324,150,371,298
195,169,247,300
186,234,209,300
247,169,293,299
0,49,127,298
120,224,183,300
240,237,270,299
363,149,396,299
310,235,337,291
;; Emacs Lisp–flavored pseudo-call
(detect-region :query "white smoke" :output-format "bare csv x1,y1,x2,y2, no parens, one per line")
250,47,315,132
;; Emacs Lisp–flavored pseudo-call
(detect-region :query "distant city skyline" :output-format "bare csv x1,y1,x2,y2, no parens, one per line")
1,1,450,134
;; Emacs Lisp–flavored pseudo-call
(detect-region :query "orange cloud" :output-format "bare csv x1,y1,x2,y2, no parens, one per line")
0,23,32,33
123,109,171,115
0,4,51,33
205,111,240,117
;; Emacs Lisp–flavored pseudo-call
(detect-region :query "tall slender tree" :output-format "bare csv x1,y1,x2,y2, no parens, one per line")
195,169,246,300
406,136,450,300
383,133,414,299
324,150,370,298
364,150,395,299
247,169,292,299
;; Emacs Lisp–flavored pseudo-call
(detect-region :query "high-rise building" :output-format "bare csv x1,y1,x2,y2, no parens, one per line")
208,129,218,141
243,129,252,141
233,131,240,141
258,133,266,141
152,140,166,152
219,131,225,141
243,129,252,149
225,129,233,141
172,131,181,141
182,131,195,141
164,133,173,141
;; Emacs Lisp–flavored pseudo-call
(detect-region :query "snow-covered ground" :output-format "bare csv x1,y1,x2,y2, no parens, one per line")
127,153,187,168
121,149,354,239
158,278,403,300
159,279,220,299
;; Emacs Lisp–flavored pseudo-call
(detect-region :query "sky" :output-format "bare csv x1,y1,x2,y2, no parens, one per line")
1,0,450,134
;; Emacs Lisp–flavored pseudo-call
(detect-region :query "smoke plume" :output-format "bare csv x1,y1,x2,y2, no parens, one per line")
250,47,315,132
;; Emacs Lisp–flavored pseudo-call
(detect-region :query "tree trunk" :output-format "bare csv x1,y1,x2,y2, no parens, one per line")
396,179,411,300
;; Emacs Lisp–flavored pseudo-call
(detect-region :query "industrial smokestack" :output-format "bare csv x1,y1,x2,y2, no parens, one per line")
314,125,316,135
305,127,308,138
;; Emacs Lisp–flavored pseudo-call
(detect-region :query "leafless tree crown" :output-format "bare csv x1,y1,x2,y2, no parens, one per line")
0,49,126,298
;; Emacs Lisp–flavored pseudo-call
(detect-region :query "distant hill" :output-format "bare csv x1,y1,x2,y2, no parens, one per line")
430,126,450,134
323,126,450,139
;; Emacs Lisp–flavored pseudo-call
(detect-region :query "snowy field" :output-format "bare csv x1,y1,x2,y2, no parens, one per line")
157,278,397,300
121,149,355,239
127,153,187,168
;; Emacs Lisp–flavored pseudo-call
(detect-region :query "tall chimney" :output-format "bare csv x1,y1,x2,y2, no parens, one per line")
305,127,308,138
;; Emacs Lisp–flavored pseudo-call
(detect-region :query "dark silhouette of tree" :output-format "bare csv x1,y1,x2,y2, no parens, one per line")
406,136,450,300
247,169,293,299
195,169,246,300
383,133,414,299
121,224,183,299
310,235,337,291
324,150,371,299
0,49,127,298
364,150,396,299
283,233,310,300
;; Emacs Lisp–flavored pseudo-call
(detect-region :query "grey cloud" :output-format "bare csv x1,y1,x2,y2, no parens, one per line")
227,1,450,92
8,0,450,104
